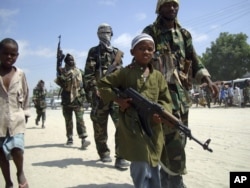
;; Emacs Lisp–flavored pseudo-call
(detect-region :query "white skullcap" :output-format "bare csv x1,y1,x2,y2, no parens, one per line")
131,33,155,50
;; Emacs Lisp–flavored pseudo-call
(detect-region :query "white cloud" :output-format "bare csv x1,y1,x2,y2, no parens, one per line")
113,33,133,49
16,38,88,69
99,0,117,6
0,9,19,19
16,40,30,58
135,13,147,21
187,28,209,43
0,9,19,35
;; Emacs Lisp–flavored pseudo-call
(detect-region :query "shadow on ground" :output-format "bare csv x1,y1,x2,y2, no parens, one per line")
31,158,127,170
66,183,133,188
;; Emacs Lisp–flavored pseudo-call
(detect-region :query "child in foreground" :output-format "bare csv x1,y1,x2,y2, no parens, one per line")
97,33,173,188
0,38,30,188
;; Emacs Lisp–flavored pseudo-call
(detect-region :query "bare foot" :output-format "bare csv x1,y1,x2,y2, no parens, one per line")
17,172,28,188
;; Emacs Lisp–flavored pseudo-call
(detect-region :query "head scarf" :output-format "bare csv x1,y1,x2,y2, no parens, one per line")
64,53,75,69
131,33,155,50
156,0,179,14
97,23,113,52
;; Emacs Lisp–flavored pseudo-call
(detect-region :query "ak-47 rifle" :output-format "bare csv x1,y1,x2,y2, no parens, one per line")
113,87,213,152
92,48,123,115
56,35,65,76
105,50,123,76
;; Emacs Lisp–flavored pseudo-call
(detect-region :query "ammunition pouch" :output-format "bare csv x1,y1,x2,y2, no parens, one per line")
178,59,192,90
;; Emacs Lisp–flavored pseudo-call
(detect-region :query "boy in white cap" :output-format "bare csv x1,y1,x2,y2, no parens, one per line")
97,33,173,188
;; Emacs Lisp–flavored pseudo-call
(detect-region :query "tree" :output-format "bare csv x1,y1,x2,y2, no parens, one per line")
201,32,250,81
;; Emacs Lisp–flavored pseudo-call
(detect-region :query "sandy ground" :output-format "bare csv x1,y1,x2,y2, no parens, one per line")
0,105,250,188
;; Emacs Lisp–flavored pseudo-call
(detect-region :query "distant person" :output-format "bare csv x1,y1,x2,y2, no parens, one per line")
234,83,241,107
32,80,47,128
243,79,250,107
142,0,219,187
84,23,129,169
97,33,173,188
203,84,212,108
55,53,90,149
219,82,226,105
227,83,234,106
0,38,30,188
224,84,229,107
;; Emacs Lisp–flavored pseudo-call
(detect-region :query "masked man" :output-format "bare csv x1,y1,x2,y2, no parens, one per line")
84,23,129,169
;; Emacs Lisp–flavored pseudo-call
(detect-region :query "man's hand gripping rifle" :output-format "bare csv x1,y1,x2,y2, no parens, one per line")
113,87,213,152
56,35,65,76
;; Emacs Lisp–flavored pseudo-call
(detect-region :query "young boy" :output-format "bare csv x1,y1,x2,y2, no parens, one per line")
97,33,173,188
0,38,29,188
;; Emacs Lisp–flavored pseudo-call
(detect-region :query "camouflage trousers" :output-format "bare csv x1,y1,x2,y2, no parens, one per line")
35,107,46,122
90,98,120,159
62,105,88,139
161,111,188,173
160,84,190,187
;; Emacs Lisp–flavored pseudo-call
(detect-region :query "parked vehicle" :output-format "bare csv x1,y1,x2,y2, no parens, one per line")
223,77,250,106
50,96,62,109
45,98,52,107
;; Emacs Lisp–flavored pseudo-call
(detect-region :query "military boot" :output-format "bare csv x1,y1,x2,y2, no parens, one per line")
168,175,186,188
115,158,130,170
42,120,45,128
35,119,39,126
81,139,90,149
66,136,73,145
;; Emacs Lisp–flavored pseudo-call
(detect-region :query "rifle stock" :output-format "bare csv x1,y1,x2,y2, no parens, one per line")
113,87,213,152
105,50,123,76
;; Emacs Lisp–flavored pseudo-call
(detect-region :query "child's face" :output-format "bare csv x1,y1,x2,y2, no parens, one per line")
130,40,154,66
0,43,19,68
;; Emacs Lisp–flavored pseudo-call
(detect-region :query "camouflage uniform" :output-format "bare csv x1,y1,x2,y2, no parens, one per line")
84,44,123,156
203,84,212,108
55,54,90,148
32,80,47,128
84,24,127,168
243,79,250,107
143,0,212,187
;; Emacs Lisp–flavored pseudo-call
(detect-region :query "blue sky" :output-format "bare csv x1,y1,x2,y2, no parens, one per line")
1,0,250,96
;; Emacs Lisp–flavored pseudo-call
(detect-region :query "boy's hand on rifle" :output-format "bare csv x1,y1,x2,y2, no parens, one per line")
115,98,132,111
152,113,162,124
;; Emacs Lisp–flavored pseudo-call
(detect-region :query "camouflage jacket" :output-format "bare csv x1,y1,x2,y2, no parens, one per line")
243,86,250,97
143,17,210,90
55,67,85,106
84,44,123,93
143,17,211,113
32,87,47,108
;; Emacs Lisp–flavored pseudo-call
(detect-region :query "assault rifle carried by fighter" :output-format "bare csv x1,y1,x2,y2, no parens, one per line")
105,50,123,76
93,49,124,115
56,35,65,76
113,87,213,152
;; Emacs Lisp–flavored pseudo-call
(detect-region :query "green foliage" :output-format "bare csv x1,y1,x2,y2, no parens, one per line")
201,32,250,81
